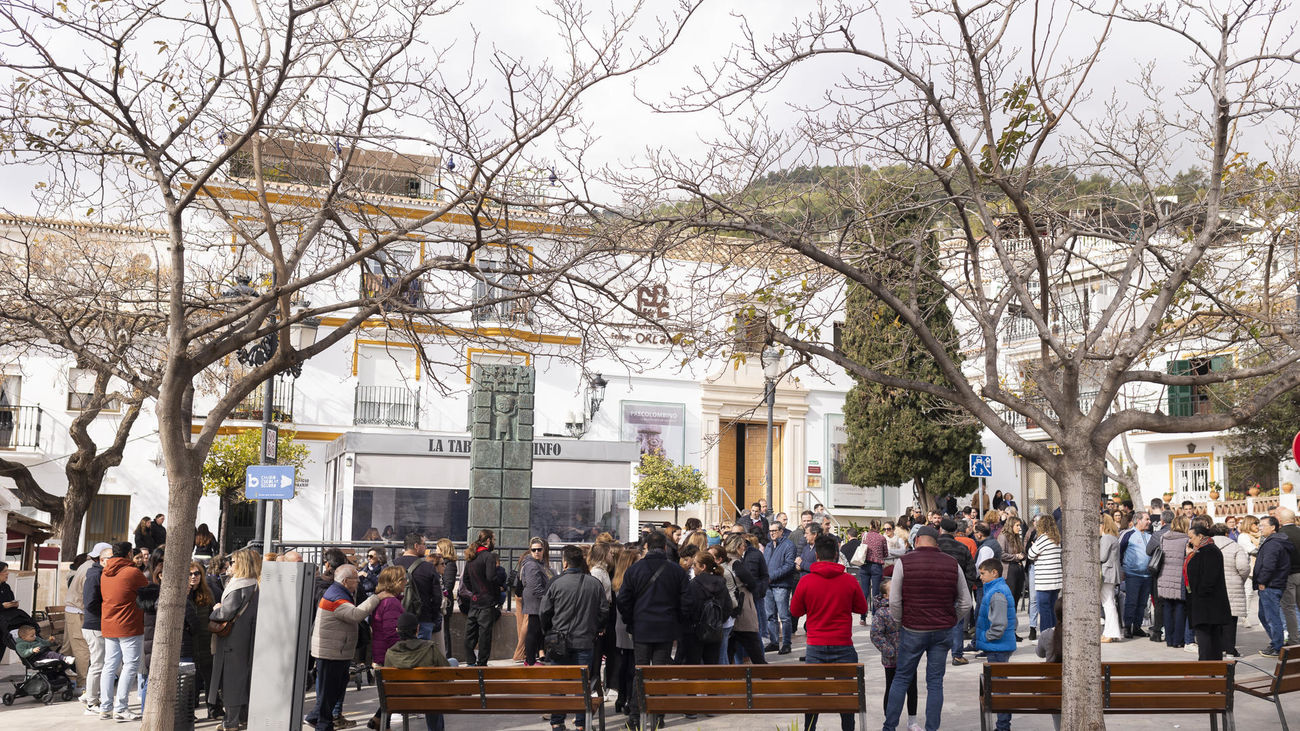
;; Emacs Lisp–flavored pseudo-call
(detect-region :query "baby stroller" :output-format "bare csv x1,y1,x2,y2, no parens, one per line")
1,624,78,706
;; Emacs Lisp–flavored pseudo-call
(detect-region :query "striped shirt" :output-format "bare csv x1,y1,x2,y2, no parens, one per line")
1027,535,1063,591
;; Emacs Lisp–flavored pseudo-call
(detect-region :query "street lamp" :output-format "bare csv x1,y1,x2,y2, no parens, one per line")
227,283,320,550
761,346,781,516
562,373,609,439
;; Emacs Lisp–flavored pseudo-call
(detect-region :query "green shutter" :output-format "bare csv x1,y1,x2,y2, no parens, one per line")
1209,355,1231,372
1167,359,1193,417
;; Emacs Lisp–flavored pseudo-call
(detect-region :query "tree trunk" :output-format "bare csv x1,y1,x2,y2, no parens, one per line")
141,405,201,730
1056,458,1105,730
57,473,95,560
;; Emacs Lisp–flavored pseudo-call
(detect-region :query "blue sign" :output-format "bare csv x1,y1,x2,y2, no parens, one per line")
969,454,993,478
245,465,296,500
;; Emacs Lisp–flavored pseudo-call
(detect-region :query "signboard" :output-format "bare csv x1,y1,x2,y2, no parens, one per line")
826,414,885,510
969,454,993,478
262,425,279,462
621,402,685,464
807,459,821,475
246,465,296,500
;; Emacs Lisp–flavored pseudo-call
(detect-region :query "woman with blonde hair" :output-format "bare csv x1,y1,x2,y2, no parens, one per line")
1237,515,1261,627
209,548,261,730
435,538,457,657
1027,515,1063,633
610,546,641,714
1099,514,1122,642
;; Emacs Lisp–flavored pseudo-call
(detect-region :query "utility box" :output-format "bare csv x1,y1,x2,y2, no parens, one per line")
247,561,316,729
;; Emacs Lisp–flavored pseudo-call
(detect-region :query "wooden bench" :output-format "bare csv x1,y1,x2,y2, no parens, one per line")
42,607,65,645
980,661,1236,731
375,665,603,731
1234,645,1300,730
635,663,866,729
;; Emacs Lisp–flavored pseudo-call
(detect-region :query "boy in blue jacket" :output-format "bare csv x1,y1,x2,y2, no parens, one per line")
975,559,1017,731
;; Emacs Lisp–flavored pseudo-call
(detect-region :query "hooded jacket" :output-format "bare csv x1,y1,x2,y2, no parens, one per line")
615,549,687,643
1254,532,1296,590
99,557,147,638
310,581,382,661
81,562,104,632
541,568,609,651
789,561,868,646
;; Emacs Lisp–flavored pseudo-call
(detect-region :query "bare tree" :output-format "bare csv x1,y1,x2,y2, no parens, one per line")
596,2,1300,727
0,0,696,725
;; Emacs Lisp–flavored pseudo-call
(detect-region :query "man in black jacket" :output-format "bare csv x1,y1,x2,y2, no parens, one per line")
617,531,687,731
541,545,608,731
938,518,976,666
392,534,442,641
80,543,112,714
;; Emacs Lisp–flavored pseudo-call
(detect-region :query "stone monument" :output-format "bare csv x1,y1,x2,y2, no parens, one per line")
468,364,535,547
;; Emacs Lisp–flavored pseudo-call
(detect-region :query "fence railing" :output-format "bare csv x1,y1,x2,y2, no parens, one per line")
229,376,295,422
0,405,42,449
354,385,420,428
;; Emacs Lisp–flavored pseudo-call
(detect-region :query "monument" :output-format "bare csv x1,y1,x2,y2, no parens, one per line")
468,364,535,547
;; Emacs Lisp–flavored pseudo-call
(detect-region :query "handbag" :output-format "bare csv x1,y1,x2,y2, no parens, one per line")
850,543,869,568
1147,542,1164,574
208,594,249,637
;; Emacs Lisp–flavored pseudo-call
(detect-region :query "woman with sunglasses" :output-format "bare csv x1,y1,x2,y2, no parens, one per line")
187,560,218,720
521,538,554,666
358,549,386,603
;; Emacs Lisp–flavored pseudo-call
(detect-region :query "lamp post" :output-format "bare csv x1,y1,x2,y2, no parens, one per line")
230,283,319,550
760,346,780,516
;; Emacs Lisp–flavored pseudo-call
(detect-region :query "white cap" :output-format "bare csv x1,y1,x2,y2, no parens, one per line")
90,542,113,559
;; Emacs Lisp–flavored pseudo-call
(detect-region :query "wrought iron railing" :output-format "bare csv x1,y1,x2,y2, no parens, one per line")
229,376,295,422
354,385,420,428
361,271,424,308
0,405,42,449
1004,390,1100,430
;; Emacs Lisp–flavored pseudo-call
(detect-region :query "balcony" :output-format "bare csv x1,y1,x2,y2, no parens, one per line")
361,271,425,308
354,386,420,428
1005,390,1100,430
0,405,43,449
1003,316,1037,344
229,376,295,422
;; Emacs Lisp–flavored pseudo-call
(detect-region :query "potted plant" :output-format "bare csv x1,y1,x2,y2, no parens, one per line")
1284,482,1295,495
1162,491,1174,504
1207,482,1220,501
1247,483,1261,497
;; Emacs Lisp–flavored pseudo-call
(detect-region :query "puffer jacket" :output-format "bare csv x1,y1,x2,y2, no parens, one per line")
726,558,758,632
1099,534,1120,585
1155,531,1190,600
310,581,381,661
1212,536,1250,617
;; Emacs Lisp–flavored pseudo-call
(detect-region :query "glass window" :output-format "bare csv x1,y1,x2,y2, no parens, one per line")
530,487,629,543
352,487,469,542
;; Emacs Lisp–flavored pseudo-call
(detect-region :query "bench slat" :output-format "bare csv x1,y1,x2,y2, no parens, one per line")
978,678,1061,693
645,695,862,713
983,663,1062,677
638,664,860,680
378,667,582,681
988,696,1062,711
386,696,589,712
1103,661,1231,676
382,680,586,697
1107,678,1228,694
643,679,858,695
1103,695,1229,711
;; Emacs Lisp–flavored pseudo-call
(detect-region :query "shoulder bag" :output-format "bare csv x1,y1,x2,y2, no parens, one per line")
208,593,249,638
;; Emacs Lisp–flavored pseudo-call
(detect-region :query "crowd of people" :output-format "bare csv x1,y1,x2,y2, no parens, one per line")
3,494,1299,731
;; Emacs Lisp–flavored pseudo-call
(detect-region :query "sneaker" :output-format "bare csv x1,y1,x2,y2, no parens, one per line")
1262,648,1280,657
100,711,113,721
907,724,925,731
114,711,141,723
952,656,969,666
334,716,357,729
778,645,792,655
1183,643,1199,654
84,705,102,716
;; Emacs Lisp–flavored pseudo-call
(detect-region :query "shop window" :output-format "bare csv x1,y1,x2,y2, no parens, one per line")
530,487,630,543
351,487,469,542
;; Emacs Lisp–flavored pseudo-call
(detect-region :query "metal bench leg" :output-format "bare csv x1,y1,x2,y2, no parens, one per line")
1211,712,1218,731
1277,697,1290,731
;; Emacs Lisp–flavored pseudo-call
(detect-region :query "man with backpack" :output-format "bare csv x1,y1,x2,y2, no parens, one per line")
393,534,441,641
791,534,868,731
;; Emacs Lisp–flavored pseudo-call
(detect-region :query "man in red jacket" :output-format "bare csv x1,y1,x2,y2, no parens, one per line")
98,541,147,722
791,534,869,731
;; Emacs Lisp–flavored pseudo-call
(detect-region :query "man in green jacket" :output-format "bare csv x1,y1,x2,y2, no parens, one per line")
374,612,452,731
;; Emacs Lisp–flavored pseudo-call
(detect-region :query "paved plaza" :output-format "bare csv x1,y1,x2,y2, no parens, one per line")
2,612,1295,730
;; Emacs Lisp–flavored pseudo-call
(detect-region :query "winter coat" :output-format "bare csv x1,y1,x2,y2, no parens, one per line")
742,544,769,598
82,562,104,632
616,549,688,644
1186,541,1232,628
764,534,798,590
540,568,609,651
939,534,977,588
384,637,448,670
208,579,258,707
725,558,758,633
99,557,147,638
370,596,404,664
462,548,503,608
65,560,92,612
790,561,868,646
1155,531,1190,600
136,582,161,669
520,555,553,615
1254,532,1295,590
681,571,733,637
1099,534,1120,585
311,581,382,661
1212,536,1250,617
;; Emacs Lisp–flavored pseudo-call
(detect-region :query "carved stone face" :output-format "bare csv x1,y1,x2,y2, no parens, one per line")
495,394,518,413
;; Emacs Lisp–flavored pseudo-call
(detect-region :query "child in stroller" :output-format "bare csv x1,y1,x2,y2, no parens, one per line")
1,622,78,706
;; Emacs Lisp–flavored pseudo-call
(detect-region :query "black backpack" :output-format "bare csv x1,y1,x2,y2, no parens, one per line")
695,594,727,643
509,567,525,597
401,560,422,616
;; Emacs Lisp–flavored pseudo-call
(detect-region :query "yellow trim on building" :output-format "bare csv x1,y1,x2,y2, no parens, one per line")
1167,451,1215,495
190,425,342,441
317,316,580,346
352,337,422,381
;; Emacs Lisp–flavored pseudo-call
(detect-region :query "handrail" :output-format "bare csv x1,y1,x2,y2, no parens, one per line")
795,489,842,532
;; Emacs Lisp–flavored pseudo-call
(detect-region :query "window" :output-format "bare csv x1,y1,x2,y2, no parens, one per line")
1173,456,1211,495
84,494,131,549
360,244,423,308
354,344,420,428
732,310,768,353
66,368,120,412
351,487,469,542
1166,355,1231,417
472,250,532,325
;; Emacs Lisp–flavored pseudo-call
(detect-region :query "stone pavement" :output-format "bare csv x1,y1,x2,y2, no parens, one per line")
2,616,1296,730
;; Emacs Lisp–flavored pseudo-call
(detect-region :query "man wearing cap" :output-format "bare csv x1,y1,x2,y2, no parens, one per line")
79,542,112,715
882,525,973,731
60,543,95,701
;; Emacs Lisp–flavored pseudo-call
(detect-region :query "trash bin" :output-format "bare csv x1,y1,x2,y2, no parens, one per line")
174,661,196,731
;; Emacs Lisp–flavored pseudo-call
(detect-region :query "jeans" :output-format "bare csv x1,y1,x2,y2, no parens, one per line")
717,625,732,664
417,619,441,642
803,645,858,731
100,634,142,715
1283,573,1300,643
754,592,769,643
630,641,674,729
1162,599,1187,647
548,648,594,729
464,606,498,666
984,651,1013,730
1259,586,1286,652
860,564,883,617
81,628,104,705
882,626,953,731
765,586,793,648
949,615,966,658
1026,565,1038,629
138,673,148,711
1122,575,1150,629
314,658,351,731
1036,589,1060,631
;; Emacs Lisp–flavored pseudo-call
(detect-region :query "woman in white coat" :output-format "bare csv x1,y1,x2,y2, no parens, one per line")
1214,522,1251,656
1236,515,1260,628
1099,514,1123,642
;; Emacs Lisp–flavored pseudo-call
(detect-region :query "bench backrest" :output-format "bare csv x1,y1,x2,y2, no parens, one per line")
637,664,864,714
982,662,1233,714
376,666,591,714
1272,645,1300,695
